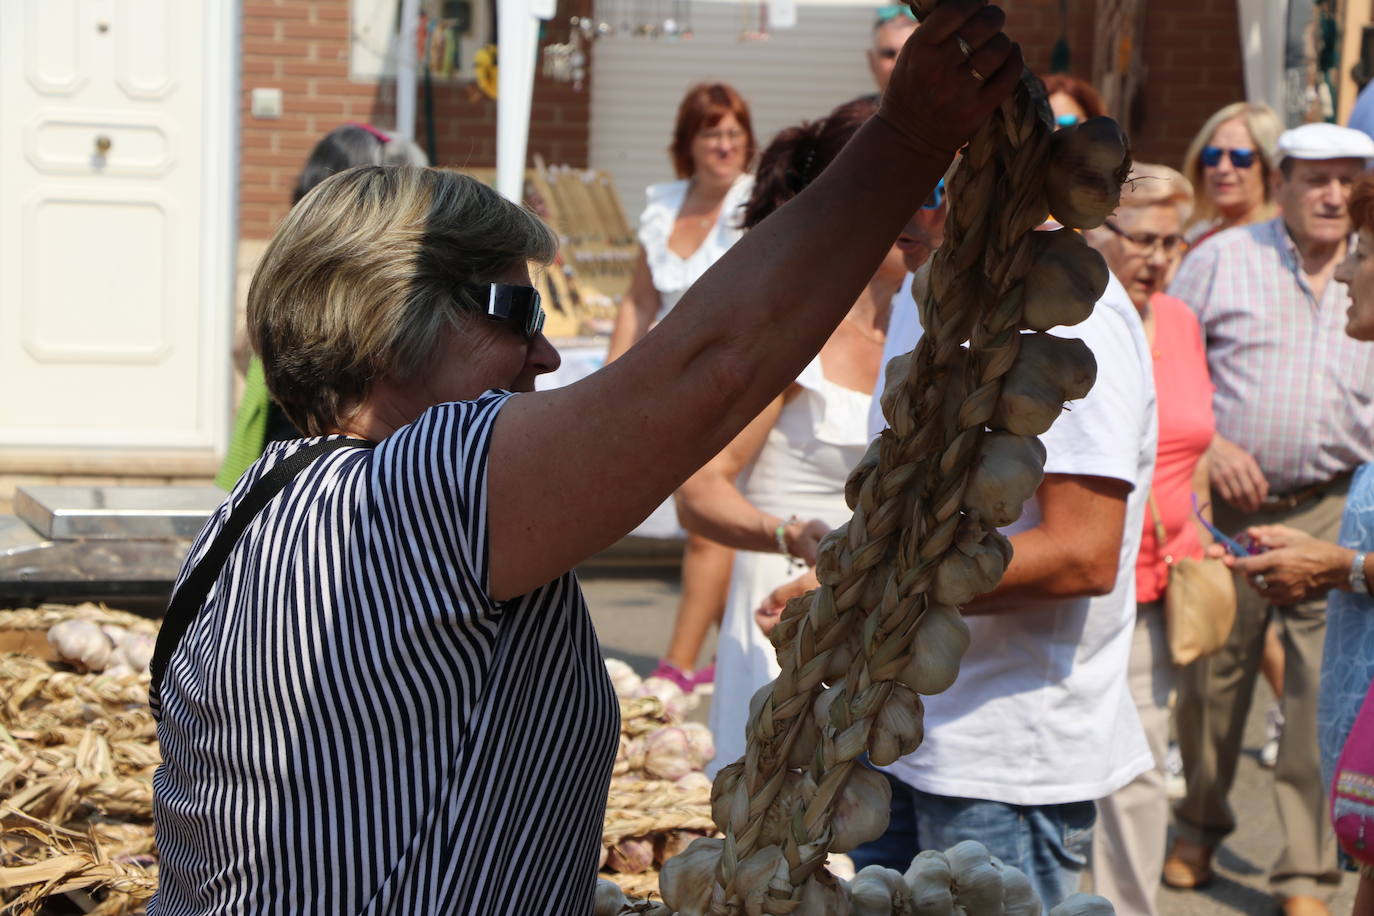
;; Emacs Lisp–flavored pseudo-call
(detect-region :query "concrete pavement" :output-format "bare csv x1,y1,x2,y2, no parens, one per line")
580,568,1360,915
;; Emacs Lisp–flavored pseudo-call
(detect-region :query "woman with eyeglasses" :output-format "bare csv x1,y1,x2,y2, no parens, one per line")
605,82,756,696
1082,163,1216,916
674,94,946,777
145,4,1021,911
1181,102,1283,250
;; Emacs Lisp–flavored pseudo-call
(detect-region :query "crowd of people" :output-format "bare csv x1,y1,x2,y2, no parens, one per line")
159,1,1374,913
617,10,1374,916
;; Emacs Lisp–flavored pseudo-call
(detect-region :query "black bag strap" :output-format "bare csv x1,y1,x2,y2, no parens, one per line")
151,437,375,694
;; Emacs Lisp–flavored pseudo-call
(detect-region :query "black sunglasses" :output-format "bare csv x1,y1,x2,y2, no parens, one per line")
1201,146,1258,169
479,283,545,339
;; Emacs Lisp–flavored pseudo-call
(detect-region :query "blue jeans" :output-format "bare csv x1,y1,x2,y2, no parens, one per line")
849,771,1096,909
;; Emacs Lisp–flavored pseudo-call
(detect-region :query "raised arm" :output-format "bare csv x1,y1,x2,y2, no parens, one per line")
486,0,1021,599
606,250,660,363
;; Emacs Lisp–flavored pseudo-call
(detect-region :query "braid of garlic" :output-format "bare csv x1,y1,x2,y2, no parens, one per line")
657,13,1130,915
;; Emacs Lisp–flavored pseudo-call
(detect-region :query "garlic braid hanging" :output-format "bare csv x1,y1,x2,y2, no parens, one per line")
658,7,1132,914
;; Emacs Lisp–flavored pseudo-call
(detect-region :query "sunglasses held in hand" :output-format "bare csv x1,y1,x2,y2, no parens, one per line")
1192,495,1264,558
1201,146,1258,169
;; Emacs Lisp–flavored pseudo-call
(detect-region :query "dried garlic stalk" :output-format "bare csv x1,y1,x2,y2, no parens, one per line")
658,1,1132,911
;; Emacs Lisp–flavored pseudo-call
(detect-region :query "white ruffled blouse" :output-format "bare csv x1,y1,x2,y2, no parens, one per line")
637,174,754,321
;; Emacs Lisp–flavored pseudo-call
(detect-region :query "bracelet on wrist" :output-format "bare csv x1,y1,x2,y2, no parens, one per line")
1351,551,1369,595
775,516,799,555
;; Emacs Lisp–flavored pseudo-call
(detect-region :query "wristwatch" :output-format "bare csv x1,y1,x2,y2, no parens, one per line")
1352,552,1370,595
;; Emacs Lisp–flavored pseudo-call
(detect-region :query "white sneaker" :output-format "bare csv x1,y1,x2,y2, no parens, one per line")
1165,741,1187,800
1260,703,1284,769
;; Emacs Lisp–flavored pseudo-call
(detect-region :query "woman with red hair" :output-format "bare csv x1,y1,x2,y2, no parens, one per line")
608,82,757,692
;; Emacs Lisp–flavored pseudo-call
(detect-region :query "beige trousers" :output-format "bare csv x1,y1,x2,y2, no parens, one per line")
1173,483,1348,901
1092,602,1172,916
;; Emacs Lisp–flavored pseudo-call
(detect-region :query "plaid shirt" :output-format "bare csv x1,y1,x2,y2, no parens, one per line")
1169,218,1374,494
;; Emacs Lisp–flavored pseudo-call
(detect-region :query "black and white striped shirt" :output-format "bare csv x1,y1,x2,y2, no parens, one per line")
150,394,619,914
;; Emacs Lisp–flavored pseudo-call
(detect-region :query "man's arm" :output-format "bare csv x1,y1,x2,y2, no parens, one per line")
963,473,1129,614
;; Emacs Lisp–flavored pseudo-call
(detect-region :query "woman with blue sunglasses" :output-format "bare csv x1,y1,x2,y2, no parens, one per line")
1181,103,1283,250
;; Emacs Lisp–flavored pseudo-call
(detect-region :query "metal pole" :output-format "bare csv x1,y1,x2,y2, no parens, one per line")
397,0,422,140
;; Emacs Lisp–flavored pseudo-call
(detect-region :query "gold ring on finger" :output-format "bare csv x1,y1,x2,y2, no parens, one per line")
969,65,985,81
955,34,974,58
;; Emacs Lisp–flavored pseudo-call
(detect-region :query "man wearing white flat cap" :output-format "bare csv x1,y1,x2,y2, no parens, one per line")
1164,122,1374,916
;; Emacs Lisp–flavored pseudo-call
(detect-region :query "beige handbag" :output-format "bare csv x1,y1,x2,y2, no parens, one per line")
1149,495,1237,666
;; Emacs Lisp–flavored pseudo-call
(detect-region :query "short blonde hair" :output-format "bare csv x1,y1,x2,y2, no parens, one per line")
1121,161,1195,224
1180,102,1282,230
249,166,557,435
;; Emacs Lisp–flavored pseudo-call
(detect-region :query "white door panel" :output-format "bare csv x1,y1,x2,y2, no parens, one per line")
0,0,233,457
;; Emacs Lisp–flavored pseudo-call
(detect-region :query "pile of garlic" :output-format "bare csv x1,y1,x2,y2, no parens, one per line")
47,618,156,676
602,659,720,891
596,839,1114,915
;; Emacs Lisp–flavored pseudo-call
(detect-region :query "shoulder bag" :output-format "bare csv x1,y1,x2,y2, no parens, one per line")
1150,494,1237,667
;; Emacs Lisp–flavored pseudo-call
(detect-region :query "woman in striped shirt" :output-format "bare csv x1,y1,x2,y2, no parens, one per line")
148,4,1020,912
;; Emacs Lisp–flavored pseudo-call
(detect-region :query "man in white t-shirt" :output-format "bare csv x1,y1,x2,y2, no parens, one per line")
852,267,1158,909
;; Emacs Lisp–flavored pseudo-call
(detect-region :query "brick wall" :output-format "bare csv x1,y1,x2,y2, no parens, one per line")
993,0,1245,170
240,0,593,239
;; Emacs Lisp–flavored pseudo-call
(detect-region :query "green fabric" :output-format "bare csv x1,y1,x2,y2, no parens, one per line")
215,357,271,491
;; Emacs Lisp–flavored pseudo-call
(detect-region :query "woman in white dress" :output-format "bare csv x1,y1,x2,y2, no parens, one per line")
607,83,757,691
676,96,937,775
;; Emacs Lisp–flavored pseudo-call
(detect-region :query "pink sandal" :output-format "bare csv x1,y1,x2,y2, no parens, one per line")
650,659,716,695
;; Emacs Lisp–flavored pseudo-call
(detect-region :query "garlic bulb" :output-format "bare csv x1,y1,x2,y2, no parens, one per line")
991,333,1097,437
643,726,694,781
593,878,629,916
679,721,715,771
676,771,712,792
794,872,852,916
659,836,725,916
656,828,710,865
849,864,912,916
1020,230,1109,332
1044,117,1131,231
613,734,633,776
607,835,655,874
945,840,1003,915
112,631,156,673
904,849,955,915
47,620,114,672
996,861,1039,916
1048,893,1116,915
733,845,788,916
605,658,643,697
896,605,970,695
830,765,892,853
636,676,689,721
868,683,924,767
931,541,1007,607
962,433,1047,528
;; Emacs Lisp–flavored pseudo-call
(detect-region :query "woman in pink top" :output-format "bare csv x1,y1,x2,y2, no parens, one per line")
1084,162,1216,916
